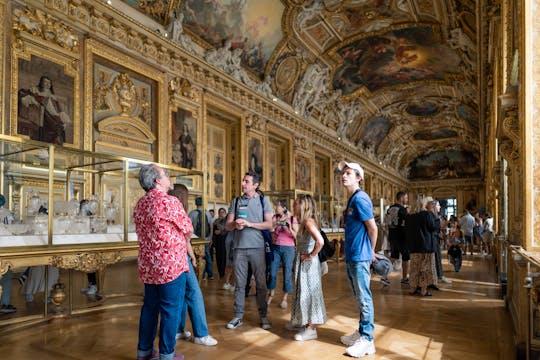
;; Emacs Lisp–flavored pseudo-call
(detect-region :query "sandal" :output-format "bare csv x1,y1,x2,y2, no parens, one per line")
280,299,287,309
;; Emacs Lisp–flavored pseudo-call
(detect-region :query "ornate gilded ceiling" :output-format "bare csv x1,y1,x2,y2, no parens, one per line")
123,0,480,181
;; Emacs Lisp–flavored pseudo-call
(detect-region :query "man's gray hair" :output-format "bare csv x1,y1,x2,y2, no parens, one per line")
139,164,160,192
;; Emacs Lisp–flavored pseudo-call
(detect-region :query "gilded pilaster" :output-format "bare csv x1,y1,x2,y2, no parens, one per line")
0,0,5,132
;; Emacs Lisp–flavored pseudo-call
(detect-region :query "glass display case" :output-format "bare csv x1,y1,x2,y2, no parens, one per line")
0,135,203,248
0,134,204,327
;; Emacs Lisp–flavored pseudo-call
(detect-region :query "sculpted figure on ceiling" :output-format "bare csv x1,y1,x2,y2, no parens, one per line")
167,11,204,56
297,0,323,29
205,40,273,98
292,63,329,117
448,28,476,71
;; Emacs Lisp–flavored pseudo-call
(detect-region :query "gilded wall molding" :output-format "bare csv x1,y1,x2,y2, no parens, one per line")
0,0,5,131
12,6,79,53
0,259,12,277
294,135,312,153
245,113,266,133
498,104,520,164
50,251,122,272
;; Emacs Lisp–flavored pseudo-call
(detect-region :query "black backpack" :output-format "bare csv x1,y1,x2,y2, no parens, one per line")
318,229,335,262
194,209,211,237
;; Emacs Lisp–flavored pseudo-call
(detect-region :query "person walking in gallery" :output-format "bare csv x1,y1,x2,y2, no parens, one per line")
385,191,410,285
459,209,476,255
213,207,228,279
481,212,495,255
267,199,298,309
405,197,437,298
429,200,452,285
224,171,273,330
168,185,218,347
134,164,191,360
338,161,378,358
289,194,326,341
188,197,214,280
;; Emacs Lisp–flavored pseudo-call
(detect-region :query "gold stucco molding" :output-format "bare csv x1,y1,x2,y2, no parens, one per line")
245,113,266,133
0,259,12,277
12,6,79,53
498,104,520,163
50,251,122,272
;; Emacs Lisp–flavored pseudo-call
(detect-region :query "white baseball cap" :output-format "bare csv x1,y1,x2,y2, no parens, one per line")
338,161,364,180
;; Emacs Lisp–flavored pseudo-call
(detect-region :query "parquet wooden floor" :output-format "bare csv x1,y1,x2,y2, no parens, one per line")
0,254,514,359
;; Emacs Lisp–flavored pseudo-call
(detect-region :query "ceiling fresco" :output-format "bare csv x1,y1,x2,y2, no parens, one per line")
331,26,462,94
124,0,480,181
406,102,440,117
408,150,480,180
181,0,284,77
413,129,458,141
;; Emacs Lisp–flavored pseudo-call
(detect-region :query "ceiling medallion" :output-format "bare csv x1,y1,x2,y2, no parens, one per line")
275,56,301,94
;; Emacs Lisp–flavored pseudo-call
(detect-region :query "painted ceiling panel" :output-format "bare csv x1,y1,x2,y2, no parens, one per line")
331,26,462,94
181,0,284,77
408,150,481,180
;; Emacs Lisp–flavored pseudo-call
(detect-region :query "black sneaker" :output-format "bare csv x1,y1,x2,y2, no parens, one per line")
0,304,16,313
226,317,243,329
400,278,410,285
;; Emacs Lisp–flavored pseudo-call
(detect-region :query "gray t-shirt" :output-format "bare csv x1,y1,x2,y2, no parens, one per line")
228,193,272,249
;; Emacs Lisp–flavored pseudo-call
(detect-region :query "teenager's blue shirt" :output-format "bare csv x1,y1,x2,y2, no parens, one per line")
344,190,374,262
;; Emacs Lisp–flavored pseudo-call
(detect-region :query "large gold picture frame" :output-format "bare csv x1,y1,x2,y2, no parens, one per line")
169,101,200,170
295,153,313,192
84,39,167,161
11,41,80,148
247,132,265,184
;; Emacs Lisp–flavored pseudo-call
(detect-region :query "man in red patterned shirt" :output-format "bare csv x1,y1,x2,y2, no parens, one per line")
134,164,192,360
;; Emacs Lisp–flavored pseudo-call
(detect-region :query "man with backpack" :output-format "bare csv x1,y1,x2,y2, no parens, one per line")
188,197,214,280
224,171,273,331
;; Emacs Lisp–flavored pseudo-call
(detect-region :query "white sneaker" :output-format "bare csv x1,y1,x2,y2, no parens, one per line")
226,317,243,329
294,327,317,341
194,335,218,346
346,337,376,357
340,330,361,346
80,285,97,295
175,330,192,340
260,317,272,330
439,276,452,284
222,283,232,290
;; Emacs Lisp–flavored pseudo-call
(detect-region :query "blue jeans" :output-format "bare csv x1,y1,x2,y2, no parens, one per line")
203,243,214,279
137,272,187,360
346,261,374,341
267,244,295,293
0,269,13,305
178,259,209,337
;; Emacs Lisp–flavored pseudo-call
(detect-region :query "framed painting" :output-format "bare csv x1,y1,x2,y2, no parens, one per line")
247,134,264,181
11,42,80,147
171,106,198,170
85,39,166,161
295,154,312,192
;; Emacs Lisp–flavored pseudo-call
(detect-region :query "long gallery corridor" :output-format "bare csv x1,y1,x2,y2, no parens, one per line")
0,254,514,360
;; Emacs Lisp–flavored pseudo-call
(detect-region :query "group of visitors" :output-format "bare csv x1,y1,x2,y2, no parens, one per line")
133,160,379,359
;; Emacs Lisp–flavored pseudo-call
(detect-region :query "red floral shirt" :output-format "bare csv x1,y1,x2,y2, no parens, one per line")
134,189,192,284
